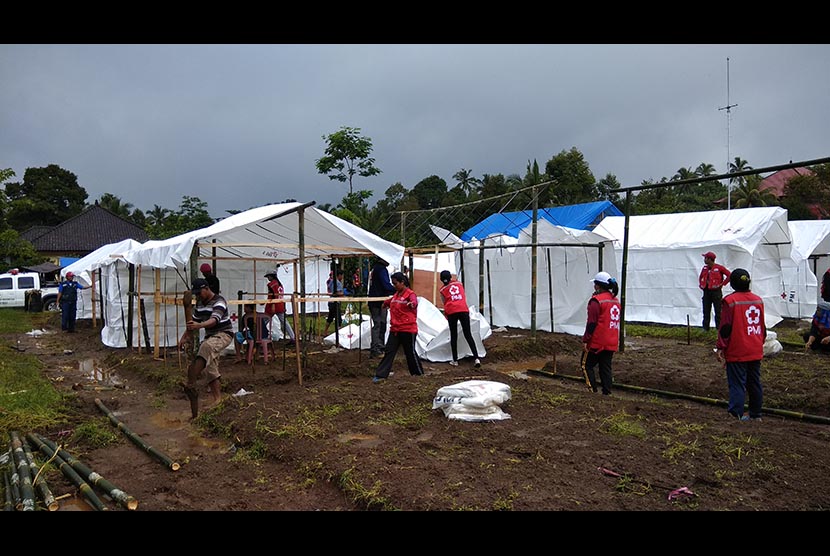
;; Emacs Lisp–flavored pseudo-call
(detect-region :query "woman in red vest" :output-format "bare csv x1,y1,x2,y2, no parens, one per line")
264,268,295,345
716,268,766,420
372,272,423,383
581,271,621,396
439,270,481,368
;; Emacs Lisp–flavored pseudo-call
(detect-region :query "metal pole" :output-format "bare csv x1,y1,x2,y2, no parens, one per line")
530,184,538,340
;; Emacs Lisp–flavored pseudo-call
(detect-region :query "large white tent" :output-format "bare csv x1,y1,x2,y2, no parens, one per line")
594,207,792,328
438,220,617,336
67,203,406,349
781,220,830,318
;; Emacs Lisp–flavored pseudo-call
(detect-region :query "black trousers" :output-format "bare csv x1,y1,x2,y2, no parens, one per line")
374,331,423,378
702,288,723,331
581,349,614,395
447,312,479,361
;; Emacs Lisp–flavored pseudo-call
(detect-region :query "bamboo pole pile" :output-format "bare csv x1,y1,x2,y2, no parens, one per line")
26,433,108,511
35,434,138,510
95,398,180,471
21,437,58,511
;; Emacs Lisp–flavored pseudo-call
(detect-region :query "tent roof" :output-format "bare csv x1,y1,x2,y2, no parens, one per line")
122,203,404,269
594,207,791,253
789,220,830,261
460,201,623,241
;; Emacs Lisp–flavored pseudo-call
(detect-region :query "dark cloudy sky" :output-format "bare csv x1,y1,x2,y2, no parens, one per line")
2,44,828,219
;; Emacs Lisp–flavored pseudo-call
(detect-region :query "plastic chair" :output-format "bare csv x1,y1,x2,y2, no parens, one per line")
246,314,273,365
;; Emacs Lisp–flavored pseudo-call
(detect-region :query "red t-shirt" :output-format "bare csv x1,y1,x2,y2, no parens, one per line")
440,280,469,315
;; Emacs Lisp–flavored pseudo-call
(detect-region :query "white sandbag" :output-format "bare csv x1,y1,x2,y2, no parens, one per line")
432,380,511,421
763,330,783,356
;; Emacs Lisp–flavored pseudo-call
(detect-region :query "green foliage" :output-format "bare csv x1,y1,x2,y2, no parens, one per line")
146,195,214,239
411,175,447,209
545,147,597,205
0,229,45,271
316,126,381,195
600,410,646,438
733,174,778,208
452,168,482,198
780,167,830,219
4,164,88,231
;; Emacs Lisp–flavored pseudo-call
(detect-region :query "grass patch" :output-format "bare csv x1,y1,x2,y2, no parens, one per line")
337,466,395,510
70,418,120,449
0,308,48,334
626,323,715,343
0,346,69,438
523,387,572,409
231,437,268,464
712,433,761,464
600,410,646,439
368,403,430,429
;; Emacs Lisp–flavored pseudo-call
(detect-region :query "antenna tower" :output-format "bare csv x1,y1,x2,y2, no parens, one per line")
718,57,738,209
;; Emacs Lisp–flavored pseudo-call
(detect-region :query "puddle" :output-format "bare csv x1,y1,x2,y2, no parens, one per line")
336,433,382,447
75,359,125,388
57,497,95,511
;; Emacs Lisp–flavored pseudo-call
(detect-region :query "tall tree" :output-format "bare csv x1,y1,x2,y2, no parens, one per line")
411,175,448,210
97,193,134,219
452,168,482,199
544,147,597,205
671,167,697,195
596,173,622,205
780,166,830,219
0,229,44,269
728,156,753,198
316,126,381,195
0,168,14,231
4,164,88,231
732,174,777,208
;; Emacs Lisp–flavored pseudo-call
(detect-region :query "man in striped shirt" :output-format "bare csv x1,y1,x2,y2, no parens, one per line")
178,278,234,419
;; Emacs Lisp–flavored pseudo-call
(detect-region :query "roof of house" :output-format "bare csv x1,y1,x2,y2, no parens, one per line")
758,167,816,197
29,204,150,254
20,225,54,242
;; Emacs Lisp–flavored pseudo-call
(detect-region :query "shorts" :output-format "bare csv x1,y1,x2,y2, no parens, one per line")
196,331,233,383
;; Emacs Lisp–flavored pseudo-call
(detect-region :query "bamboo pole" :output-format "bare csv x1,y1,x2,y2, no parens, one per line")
154,268,161,359
22,437,58,511
292,292,302,386
94,398,181,471
3,468,12,511
8,464,21,508
9,431,35,511
34,434,138,510
136,264,142,354
26,433,108,511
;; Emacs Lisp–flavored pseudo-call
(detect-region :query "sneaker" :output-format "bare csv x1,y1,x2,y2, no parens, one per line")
474,358,481,368
449,360,459,367
372,376,383,384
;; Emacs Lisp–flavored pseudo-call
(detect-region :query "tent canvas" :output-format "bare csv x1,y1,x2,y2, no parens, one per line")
448,220,617,336
68,203,405,349
781,220,830,318
460,200,623,241
593,207,792,328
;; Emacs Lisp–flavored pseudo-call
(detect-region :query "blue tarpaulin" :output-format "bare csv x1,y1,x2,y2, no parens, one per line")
460,200,623,241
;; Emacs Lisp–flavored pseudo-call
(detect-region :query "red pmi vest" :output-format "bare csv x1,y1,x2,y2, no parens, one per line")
723,291,765,362
440,280,469,315
699,264,729,290
387,288,418,333
265,279,285,315
588,291,621,352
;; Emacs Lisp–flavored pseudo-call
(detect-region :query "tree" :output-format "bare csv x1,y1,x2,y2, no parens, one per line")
150,196,214,239
478,173,508,199
315,126,381,195
732,174,777,209
780,166,830,219
544,148,597,205
411,175,447,210
671,167,697,195
4,164,88,231
0,229,44,269
332,190,373,228
97,193,134,219
596,173,622,205
0,168,14,231
728,157,752,205
452,168,482,199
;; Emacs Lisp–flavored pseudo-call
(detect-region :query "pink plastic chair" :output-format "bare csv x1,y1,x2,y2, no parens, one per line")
246,314,273,365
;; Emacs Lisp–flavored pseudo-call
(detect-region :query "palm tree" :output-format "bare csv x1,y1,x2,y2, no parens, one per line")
732,175,777,208
452,168,482,198
145,204,171,227
695,163,716,178
97,193,134,219
671,167,697,195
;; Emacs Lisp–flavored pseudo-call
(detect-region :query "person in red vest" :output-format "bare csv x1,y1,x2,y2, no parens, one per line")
581,271,621,396
716,268,766,421
264,267,295,346
439,270,481,368
698,251,731,332
372,272,423,383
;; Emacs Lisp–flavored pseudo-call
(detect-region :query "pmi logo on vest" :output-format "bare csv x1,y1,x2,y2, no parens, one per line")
745,305,762,335
609,305,621,329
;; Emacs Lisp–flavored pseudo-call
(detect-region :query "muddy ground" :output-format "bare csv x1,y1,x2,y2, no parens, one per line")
9,314,830,511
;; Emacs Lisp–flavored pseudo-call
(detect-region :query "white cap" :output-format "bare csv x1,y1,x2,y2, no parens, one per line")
592,271,612,285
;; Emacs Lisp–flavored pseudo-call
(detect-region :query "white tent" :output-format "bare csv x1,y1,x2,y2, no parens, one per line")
439,220,617,336
69,203,405,349
781,220,830,318
594,207,792,328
